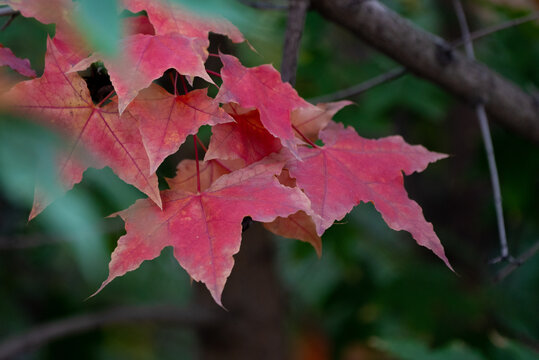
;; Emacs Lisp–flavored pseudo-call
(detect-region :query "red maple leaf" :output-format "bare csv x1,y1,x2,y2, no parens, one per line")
122,0,244,44
3,38,161,219
166,158,242,193
97,155,312,305
205,103,282,165
0,0,452,307
0,0,89,65
291,100,353,142
124,15,156,36
216,54,312,157
72,33,212,114
264,210,322,256
285,123,451,268
263,169,322,256
0,44,36,78
126,84,233,173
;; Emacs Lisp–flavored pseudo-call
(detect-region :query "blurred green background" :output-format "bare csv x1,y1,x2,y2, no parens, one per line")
0,0,538,359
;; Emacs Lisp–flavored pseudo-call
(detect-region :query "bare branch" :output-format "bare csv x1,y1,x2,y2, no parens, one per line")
308,66,406,103
238,0,287,10
281,0,310,85
308,12,539,103
452,0,475,58
0,235,59,250
454,11,539,48
494,240,539,282
310,0,539,142
452,0,511,264
0,7,17,17
0,305,218,360
0,12,18,31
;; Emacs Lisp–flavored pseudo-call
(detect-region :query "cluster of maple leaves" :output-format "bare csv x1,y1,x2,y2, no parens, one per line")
0,0,450,305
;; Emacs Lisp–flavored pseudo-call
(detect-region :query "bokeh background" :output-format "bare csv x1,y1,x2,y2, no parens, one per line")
1,0,538,359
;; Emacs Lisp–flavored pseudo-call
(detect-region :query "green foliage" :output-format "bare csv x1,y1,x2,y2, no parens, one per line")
74,0,121,56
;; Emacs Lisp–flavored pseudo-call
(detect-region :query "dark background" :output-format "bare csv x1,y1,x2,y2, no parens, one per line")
0,0,538,359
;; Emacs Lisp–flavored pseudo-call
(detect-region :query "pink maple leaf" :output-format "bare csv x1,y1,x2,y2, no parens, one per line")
127,84,233,173
3,38,161,219
216,54,311,157
97,155,312,305
205,103,282,165
285,123,451,268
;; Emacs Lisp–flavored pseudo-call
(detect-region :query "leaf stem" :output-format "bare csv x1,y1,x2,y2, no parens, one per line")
195,135,208,152
193,135,202,193
194,136,234,173
206,69,222,78
292,124,318,148
96,90,116,108
169,72,177,96
180,75,188,94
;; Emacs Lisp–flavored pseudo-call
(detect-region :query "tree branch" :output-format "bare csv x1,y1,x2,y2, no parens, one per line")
0,305,218,360
281,0,310,85
310,0,539,142
238,0,287,10
452,0,510,263
310,12,539,103
494,240,539,283
308,67,406,103
453,11,539,48
0,235,58,249
0,7,17,17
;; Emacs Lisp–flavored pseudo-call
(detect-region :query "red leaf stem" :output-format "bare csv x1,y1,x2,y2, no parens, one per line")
206,69,222,78
96,90,116,108
180,75,189,94
193,135,202,193
195,135,208,152
292,124,318,148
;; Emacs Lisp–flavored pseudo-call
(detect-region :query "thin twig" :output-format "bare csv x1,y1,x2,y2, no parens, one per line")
0,7,18,17
308,67,406,103
308,11,539,103
494,240,539,282
0,12,18,31
453,11,539,48
0,235,59,250
0,305,218,360
281,0,310,85
238,0,287,10
452,0,511,263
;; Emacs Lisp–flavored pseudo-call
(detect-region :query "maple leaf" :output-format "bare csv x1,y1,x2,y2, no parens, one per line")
291,100,353,142
285,122,451,268
263,169,322,256
122,0,244,44
97,155,312,305
126,84,233,173
264,211,322,256
0,44,36,78
72,33,212,114
216,54,312,157
166,158,242,193
205,103,282,165
2,38,161,219
123,14,156,36
0,0,89,65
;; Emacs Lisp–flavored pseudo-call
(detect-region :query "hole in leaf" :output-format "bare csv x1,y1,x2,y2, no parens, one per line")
79,62,114,104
